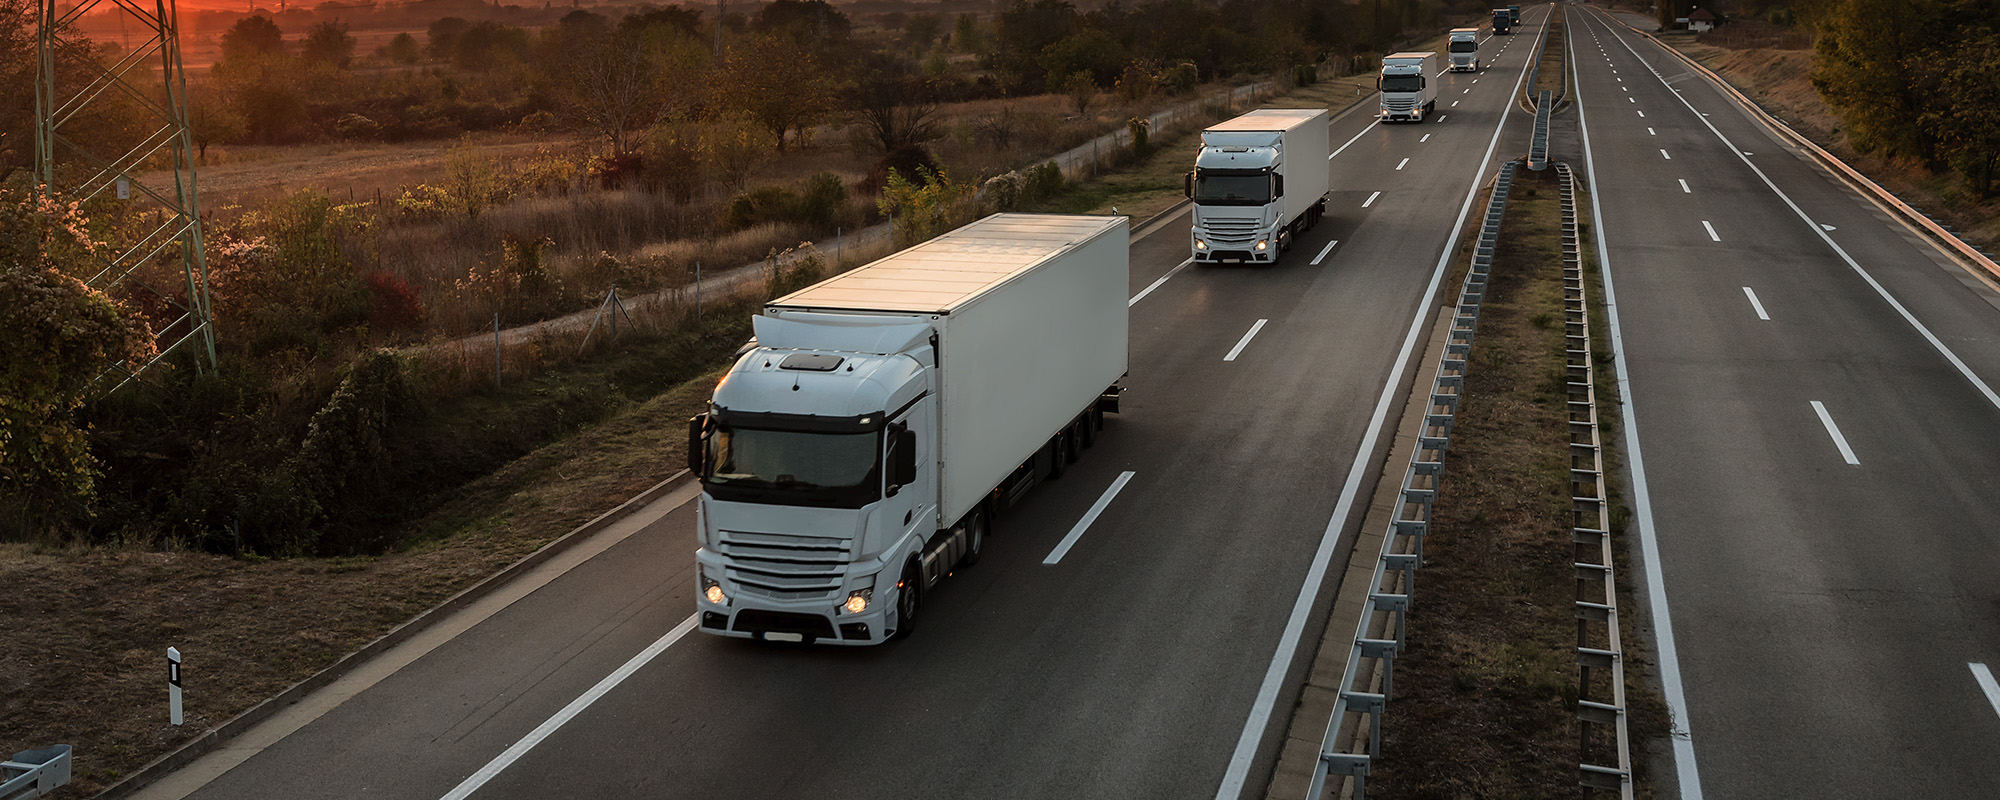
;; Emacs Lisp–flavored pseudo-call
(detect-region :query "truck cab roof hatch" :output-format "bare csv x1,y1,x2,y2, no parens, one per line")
779,353,845,371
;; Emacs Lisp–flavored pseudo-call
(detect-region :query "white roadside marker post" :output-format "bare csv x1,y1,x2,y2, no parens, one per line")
167,647,183,726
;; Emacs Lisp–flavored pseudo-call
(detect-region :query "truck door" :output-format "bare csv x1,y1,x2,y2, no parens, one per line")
887,397,936,545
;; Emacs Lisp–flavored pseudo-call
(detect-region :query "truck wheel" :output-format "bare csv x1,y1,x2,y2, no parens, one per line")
1080,413,1097,449
1046,436,1067,480
891,560,921,639
959,509,987,567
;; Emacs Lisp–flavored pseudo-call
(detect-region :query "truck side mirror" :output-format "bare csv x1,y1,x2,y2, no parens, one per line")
892,427,918,487
1183,171,1194,199
687,413,708,475
1273,174,1284,198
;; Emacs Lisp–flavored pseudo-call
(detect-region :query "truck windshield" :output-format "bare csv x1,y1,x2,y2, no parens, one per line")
1450,40,1477,52
1195,170,1272,205
704,425,882,508
1382,75,1423,92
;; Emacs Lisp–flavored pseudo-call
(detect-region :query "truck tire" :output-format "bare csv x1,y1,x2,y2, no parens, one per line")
1046,436,1067,480
891,559,921,639
1080,413,1097,449
959,508,987,567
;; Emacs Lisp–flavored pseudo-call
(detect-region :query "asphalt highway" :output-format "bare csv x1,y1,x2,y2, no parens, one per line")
146,10,1559,800
1568,4,2000,797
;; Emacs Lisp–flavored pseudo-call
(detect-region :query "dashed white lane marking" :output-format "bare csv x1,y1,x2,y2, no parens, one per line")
1043,471,1136,564
1396,158,1410,170
1223,319,1269,362
1810,401,1861,465
1451,100,1460,107
1679,179,1691,193
1637,110,1645,117
1128,258,1194,307
1310,240,1339,266
1363,191,1381,208
1421,133,1431,142
1702,220,1720,242
1972,663,2000,721
1648,127,1656,135
1742,287,1770,320
1661,149,1672,160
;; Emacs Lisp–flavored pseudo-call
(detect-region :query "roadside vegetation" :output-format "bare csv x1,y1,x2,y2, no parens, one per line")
1622,0,2000,251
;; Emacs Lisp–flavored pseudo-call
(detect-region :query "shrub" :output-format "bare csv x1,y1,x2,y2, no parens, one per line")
982,170,1026,211
1127,118,1152,160
334,113,383,141
364,272,424,332
724,186,800,231
793,173,848,228
1023,161,1064,203
1161,61,1200,95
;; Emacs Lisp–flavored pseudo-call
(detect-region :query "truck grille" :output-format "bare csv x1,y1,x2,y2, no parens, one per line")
1199,217,1261,245
718,530,847,601
1383,96,1418,111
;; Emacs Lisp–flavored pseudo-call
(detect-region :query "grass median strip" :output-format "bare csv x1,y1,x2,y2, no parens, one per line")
1370,173,1581,796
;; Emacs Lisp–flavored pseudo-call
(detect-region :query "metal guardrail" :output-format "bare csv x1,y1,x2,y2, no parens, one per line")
1,746,71,800
1529,90,1554,171
1305,160,1519,799
1554,162,1636,798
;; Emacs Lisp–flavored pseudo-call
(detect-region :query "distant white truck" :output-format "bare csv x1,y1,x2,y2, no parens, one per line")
1185,108,1331,264
1379,52,1439,123
689,213,1128,645
1449,28,1481,72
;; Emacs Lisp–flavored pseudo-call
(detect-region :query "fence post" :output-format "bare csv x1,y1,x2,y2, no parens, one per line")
492,313,500,387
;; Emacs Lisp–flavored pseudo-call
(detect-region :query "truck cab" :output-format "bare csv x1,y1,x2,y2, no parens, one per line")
1492,8,1512,34
1449,28,1481,72
1378,52,1439,123
1186,108,1331,264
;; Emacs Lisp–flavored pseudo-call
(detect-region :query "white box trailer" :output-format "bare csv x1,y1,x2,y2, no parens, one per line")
1187,108,1332,263
690,213,1129,644
1379,52,1440,122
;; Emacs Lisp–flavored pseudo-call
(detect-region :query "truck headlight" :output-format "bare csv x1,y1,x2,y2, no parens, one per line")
1255,240,1269,251
1194,238,1207,250
701,574,727,605
843,588,873,614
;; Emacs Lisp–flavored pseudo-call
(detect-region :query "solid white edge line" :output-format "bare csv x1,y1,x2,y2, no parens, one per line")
1310,240,1339,266
439,614,701,800
1222,319,1269,362
1598,5,2000,413
1329,119,1380,161
1809,400,1861,465
1742,287,1770,320
1129,258,1195,307
1042,471,1136,564
1572,10,1705,799
1972,663,2000,720
1211,12,1546,797
1363,191,1382,208
1702,220,1720,242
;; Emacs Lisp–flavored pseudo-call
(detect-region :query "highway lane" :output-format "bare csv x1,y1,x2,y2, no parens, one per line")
154,11,1554,800
1569,4,2000,798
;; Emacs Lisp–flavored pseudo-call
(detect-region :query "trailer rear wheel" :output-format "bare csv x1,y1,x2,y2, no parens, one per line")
1046,436,1068,480
1080,413,1098,448
891,560,921,639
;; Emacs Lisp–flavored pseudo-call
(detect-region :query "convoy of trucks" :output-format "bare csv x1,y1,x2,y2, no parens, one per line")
1492,7,1511,33
1449,28,1481,71
689,213,1130,645
1185,108,1332,264
1378,52,1439,123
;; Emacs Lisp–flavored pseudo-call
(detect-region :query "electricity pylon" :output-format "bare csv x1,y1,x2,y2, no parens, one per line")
36,0,217,388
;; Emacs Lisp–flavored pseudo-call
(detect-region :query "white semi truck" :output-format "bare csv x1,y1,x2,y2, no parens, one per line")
1449,28,1481,72
688,213,1129,645
1379,52,1439,122
1185,108,1331,264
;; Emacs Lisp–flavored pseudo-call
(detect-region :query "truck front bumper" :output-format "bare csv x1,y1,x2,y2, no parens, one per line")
695,548,893,645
